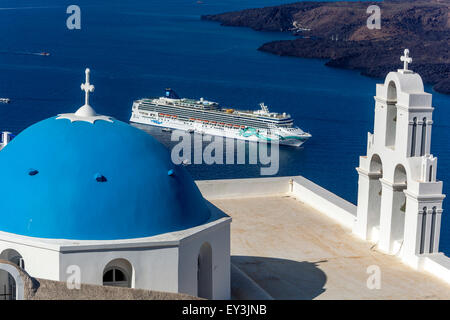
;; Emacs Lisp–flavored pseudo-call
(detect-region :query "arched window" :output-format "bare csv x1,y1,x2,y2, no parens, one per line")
410,117,417,157
0,249,24,270
369,154,383,174
393,164,407,185
421,118,427,156
0,263,24,300
387,81,397,101
367,154,383,241
392,165,408,244
197,242,212,299
0,249,24,300
0,269,16,300
385,82,398,149
103,267,129,287
102,259,133,288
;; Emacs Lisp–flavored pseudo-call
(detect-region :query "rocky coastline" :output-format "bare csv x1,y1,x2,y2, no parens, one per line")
202,0,450,94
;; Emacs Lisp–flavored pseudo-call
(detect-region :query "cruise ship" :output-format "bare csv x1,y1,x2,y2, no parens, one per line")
130,89,311,147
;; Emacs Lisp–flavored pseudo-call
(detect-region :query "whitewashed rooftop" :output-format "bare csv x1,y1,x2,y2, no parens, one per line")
197,177,450,300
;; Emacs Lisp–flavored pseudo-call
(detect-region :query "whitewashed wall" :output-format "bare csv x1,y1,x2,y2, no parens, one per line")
178,222,230,299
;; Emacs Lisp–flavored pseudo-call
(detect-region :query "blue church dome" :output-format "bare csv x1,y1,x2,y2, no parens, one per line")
0,116,211,240
0,68,211,240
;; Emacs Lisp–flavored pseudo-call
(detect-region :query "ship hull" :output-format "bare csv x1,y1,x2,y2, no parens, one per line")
130,112,309,147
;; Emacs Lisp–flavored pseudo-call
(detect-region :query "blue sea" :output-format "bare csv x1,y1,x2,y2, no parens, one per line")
0,0,449,253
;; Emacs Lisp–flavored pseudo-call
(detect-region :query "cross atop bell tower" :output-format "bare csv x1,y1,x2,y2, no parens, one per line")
399,49,413,74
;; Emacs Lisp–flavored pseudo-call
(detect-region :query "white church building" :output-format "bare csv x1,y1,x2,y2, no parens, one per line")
0,69,231,299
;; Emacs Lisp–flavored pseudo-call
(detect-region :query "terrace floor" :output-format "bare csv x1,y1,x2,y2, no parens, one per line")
210,195,450,300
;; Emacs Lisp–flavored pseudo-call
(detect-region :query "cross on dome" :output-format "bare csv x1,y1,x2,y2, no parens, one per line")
400,49,413,72
81,68,95,108
75,68,97,117
56,68,112,124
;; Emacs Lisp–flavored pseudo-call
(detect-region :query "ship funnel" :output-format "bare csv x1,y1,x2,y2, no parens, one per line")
165,88,180,99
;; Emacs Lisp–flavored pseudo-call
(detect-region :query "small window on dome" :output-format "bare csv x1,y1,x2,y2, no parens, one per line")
94,173,107,182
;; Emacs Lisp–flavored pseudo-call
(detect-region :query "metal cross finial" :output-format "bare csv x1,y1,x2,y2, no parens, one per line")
400,49,412,71
80,68,95,106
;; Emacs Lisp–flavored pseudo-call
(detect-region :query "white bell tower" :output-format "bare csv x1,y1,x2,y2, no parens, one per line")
353,49,445,267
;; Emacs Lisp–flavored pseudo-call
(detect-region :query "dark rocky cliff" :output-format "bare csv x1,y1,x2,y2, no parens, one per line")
202,0,450,94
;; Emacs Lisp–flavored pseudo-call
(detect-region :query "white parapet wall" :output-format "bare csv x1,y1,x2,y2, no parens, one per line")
196,177,292,200
291,177,357,229
197,176,357,229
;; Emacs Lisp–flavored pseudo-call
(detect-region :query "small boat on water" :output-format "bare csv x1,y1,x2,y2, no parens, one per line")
39,52,50,56
0,98,10,104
